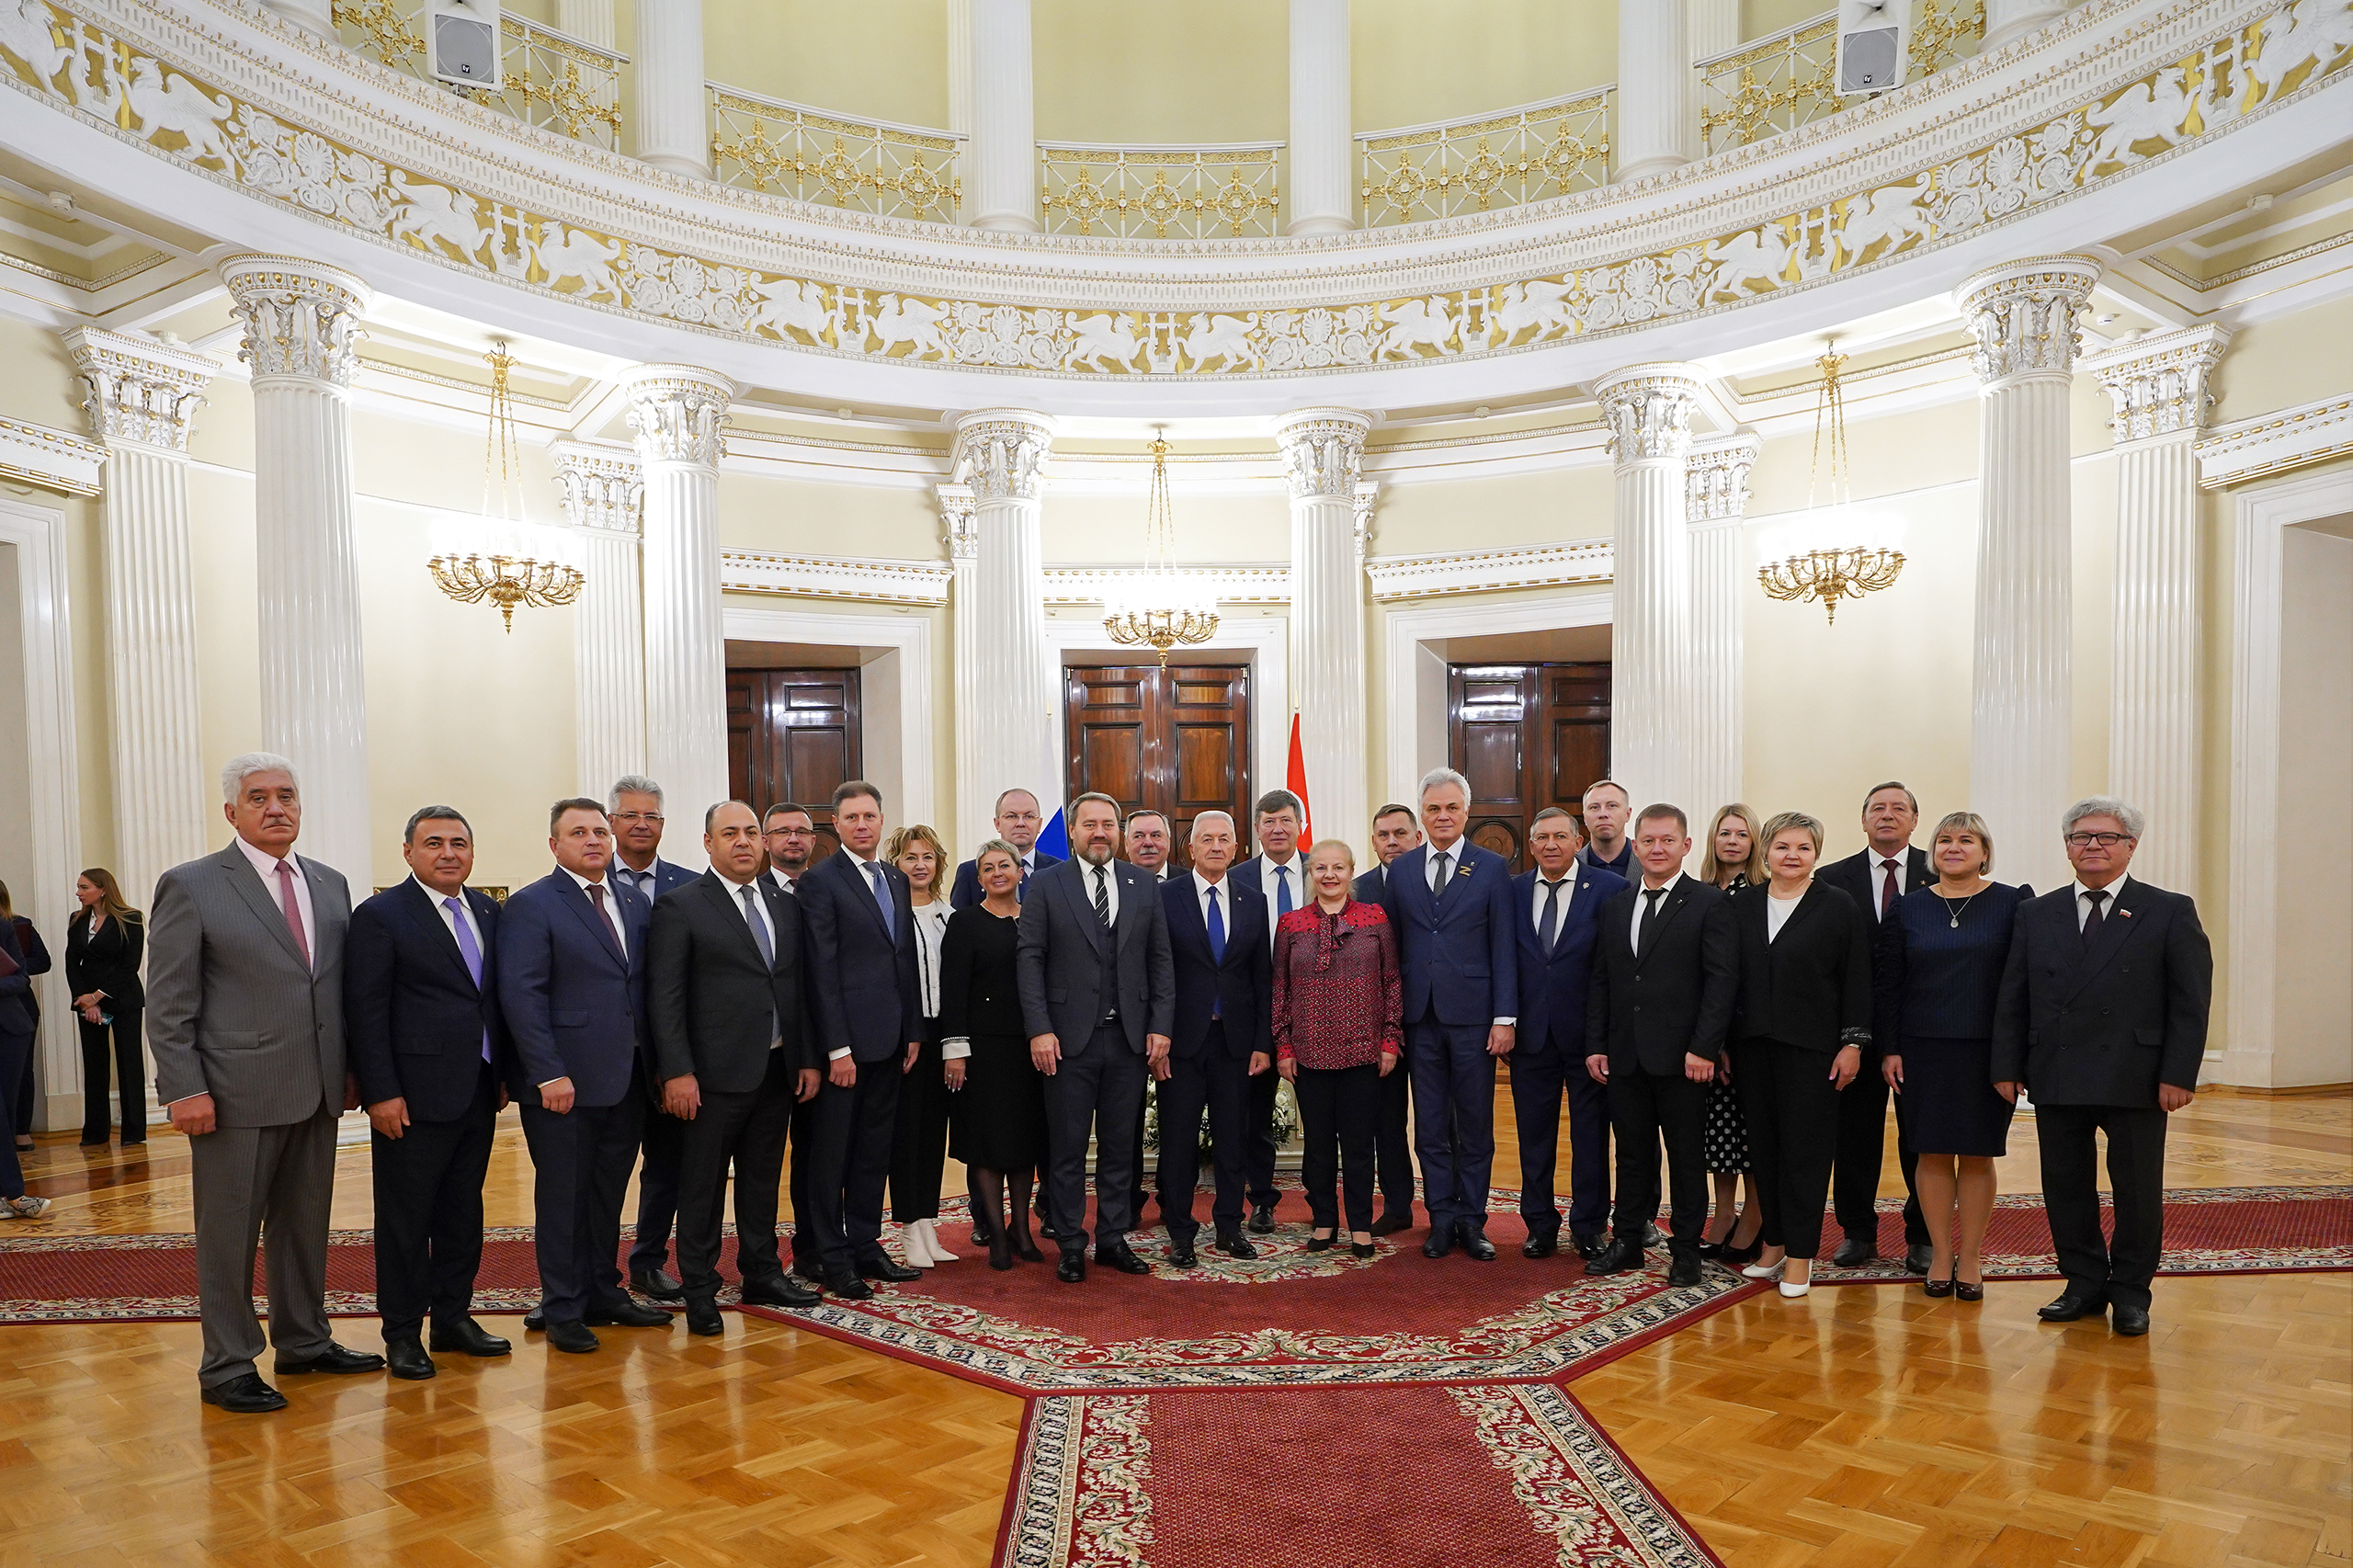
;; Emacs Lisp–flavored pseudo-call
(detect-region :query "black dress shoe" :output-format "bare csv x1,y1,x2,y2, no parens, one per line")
1831,1233,1879,1268
1370,1209,1413,1237
685,1299,724,1337
791,1257,827,1287
545,1319,599,1354
1055,1252,1086,1284
1586,1238,1646,1277
1923,1271,1955,1299
970,1213,997,1246
1904,1243,1935,1276
1643,1222,1668,1249
856,1254,922,1283
1722,1237,1764,1267
1094,1241,1153,1275
1247,1200,1276,1234
1521,1231,1559,1260
428,1318,511,1357
1350,1242,1375,1260
523,1309,548,1332
385,1339,437,1381
1572,1231,1608,1260
584,1299,674,1328
1166,1239,1199,1268
1305,1233,1336,1253
2037,1291,2107,1322
1667,1249,1704,1288
824,1271,874,1301
988,1233,1015,1271
200,1373,288,1413
1457,1225,1497,1262
1954,1278,1984,1303
1213,1230,1257,1260
631,1266,685,1301
2111,1304,2150,1336
740,1276,823,1310
1015,1239,1046,1264
1422,1227,1454,1259
276,1343,387,1376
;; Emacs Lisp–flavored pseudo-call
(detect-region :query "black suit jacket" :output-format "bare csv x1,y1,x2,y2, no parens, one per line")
800,849,923,1064
1351,865,1388,905
1161,873,1272,1062
345,880,506,1123
1820,846,1935,928
647,871,812,1092
1991,878,2211,1106
1584,877,1737,1074
1015,857,1176,1054
1730,882,1874,1053
64,912,142,1007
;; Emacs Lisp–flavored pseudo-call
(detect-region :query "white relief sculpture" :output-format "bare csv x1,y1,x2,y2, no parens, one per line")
1704,222,1793,302
2247,0,2353,99
1065,312,1144,372
1836,176,1933,266
531,224,623,301
746,275,831,343
1490,278,1578,347
65,20,124,118
866,293,948,359
1375,294,1460,358
1180,312,1256,371
387,171,487,262
0,0,70,85
2082,65,2197,172
125,56,233,165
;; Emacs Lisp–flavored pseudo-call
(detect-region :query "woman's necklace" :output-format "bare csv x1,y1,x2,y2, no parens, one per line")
1937,886,1984,928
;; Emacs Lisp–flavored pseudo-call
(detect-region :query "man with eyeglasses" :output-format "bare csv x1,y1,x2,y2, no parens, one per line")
950,788,1062,908
604,777,698,1304
1993,797,2211,1339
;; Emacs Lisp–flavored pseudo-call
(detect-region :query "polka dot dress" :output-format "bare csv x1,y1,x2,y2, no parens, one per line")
1703,1075,1747,1175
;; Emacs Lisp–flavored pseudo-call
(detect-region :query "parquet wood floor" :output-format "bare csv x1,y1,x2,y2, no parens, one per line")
2,1091,2343,1566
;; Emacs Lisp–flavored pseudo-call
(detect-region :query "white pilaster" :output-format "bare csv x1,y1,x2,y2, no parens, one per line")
553,441,647,798
1595,364,1706,814
938,482,980,845
1983,0,2072,50
262,0,333,37
622,364,733,820
1287,0,1354,236
1273,408,1373,852
1615,0,1691,182
1687,0,1739,61
2087,324,2227,892
1687,435,1756,821
965,0,1039,232
950,411,1057,850
221,255,373,883
558,0,616,48
1956,255,2099,895
633,0,710,179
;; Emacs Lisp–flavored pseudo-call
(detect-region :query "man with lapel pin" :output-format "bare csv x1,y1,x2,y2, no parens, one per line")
1819,780,1936,1272
499,798,672,1354
1017,791,1176,1283
1155,811,1271,1267
148,752,381,1412
604,775,699,1303
1381,767,1518,1261
1358,802,1422,1234
346,806,512,1381
1509,808,1627,1261
799,780,926,1300
1995,797,2211,1338
950,788,1062,908
1583,803,1739,1286
1233,789,1310,1232
648,801,823,1335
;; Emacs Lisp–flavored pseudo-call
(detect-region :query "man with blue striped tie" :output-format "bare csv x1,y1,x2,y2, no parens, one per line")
1232,789,1308,1231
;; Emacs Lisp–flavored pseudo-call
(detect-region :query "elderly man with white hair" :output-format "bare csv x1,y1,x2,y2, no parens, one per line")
147,752,381,1413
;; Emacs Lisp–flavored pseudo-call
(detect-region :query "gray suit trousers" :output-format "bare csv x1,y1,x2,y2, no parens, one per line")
1042,1022,1146,1252
189,1104,338,1387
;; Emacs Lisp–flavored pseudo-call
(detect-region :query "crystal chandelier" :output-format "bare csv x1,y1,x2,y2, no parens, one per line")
1103,434,1218,665
427,342,585,633
1757,345,1904,625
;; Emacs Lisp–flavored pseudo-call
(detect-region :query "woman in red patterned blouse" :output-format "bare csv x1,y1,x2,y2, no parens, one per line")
1274,840,1404,1259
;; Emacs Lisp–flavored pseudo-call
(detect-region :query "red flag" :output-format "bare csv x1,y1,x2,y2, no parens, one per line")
1286,711,1313,846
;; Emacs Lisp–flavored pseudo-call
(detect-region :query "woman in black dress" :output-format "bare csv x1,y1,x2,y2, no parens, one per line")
1877,812,2030,1301
0,881,51,1153
940,841,1049,1270
64,869,144,1148
888,825,958,1267
1697,804,1765,1263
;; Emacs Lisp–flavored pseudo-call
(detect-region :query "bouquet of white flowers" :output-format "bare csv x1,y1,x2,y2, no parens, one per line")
1141,1073,1300,1153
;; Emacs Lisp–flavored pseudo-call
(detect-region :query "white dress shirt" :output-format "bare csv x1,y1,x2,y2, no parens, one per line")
1628,870,1684,952
414,874,484,957
714,869,783,1051
1529,870,1576,937
1193,869,1234,931
1869,850,1912,921
908,901,966,1060
234,835,315,970
765,868,798,898
2073,875,2131,930
1765,890,1802,942
1254,852,1303,950
563,866,628,958
1079,855,1122,926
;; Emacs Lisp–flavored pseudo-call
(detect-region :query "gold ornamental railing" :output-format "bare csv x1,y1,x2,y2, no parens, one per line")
710,86,962,222
329,5,624,151
1698,0,1984,154
1038,143,1283,239
1358,89,1612,228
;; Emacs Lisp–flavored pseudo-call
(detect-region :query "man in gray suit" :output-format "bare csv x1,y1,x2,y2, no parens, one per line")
1017,791,1175,1284
149,752,382,1413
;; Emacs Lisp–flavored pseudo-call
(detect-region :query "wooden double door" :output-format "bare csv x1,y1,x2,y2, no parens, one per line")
1063,663,1252,871
1449,662,1611,872
726,666,861,858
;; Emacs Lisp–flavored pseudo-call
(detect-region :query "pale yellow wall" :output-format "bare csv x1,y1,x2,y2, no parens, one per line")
1374,465,1616,554
688,0,953,127
2272,523,2351,1085
1353,0,1617,131
718,472,941,557
1033,1,1287,144
1040,487,1286,563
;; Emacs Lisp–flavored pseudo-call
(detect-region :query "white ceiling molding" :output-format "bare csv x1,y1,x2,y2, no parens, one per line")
719,550,955,604
2196,395,2353,489
1363,539,1613,601
0,416,105,496
1040,565,1292,604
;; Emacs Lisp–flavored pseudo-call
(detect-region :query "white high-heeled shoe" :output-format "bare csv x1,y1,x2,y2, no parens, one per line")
1778,1277,1812,1299
1741,1258,1786,1280
901,1221,938,1267
923,1219,959,1262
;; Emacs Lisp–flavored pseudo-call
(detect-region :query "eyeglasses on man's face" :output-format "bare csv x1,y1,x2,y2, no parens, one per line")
611,811,665,824
2063,831,2132,848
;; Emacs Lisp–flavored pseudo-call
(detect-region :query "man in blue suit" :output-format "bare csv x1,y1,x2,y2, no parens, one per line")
1381,767,1518,1260
1509,807,1627,1261
603,775,699,1302
1356,802,1423,1233
949,788,1062,908
347,806,513,1380
799,779,926,1299
498,799,673,1354
1155,811,1272,1267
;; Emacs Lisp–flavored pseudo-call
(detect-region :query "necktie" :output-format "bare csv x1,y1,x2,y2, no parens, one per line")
740,885,775,967
1274,863,1294,916
1539,879,1563,954
1880,858,1901,917
1017,858,1030,903
866,861,895,938
1637,887,1665,960
274,860,310,970
1206,884,1225,1018
1431,850,1452,897
444,896,489,1062
2082,887,2109,947
1091,864,1112,927
585,882,625,962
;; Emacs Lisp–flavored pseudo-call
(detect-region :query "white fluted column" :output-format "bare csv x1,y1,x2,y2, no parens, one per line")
262,0,332,37
951,411,1058,851
622,365,733,819
222,256,373,881
1687,0,1738,61
63,328,215,911
1596,364,1706,814
553,442,647,797
1287,0,1354,236
1686,435,1756,819
1957,256,2099,894
1273,409,1373,852
1983,0,2072,49
965,0,1040,232
2086,324,2227,892
558,0,615,48
1615,0,1691,182
633,0,710,179
938,483,983,845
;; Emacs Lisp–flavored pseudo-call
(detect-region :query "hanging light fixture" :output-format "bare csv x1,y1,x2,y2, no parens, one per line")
427,341,585,632
1757,344,1904,625
1103,432,1219,665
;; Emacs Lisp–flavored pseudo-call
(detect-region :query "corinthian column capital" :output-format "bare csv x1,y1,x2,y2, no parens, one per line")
1594,363,1705,462
219,254,371,386
2085,324,2231,444
1685,435,1759,523
1954,256,2101,386
620,364,734,467
952,408,1055,502
936,482,979,558
551,441,645,535
1272,406,1372,501
62,327,216,452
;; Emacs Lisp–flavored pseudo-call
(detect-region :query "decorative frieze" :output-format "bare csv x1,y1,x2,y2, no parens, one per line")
2088,324,2230,443
0,416,106,496
1954,256,2100,385
721,551,956,604
1362,540,1613,601
63,327,215,452
220,254,369,387
2196,394,2353,489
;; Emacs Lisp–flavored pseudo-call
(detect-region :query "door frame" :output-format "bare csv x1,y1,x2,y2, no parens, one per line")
721,606,935,832
1382,588,1613,806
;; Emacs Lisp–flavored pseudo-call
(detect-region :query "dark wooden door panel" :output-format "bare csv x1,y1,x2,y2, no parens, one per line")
1065,662,1251,871
1447,660,1611,874
726,665,862,861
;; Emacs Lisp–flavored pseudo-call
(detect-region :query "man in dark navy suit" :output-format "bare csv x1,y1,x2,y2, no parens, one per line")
498,799,673,1354
1819,780,1935,1271
1995,797,2211,1337
758,801,828,1278
799,780,926,1299
603,775,699,1301
949,788,1062,908
1508,807,1627,1261
1120,809,1177,1226
1154,811,1271,1267
346,806,514,1381
1381,767,1518,1260
1357,801,1422,1233
1232,789,1312,1232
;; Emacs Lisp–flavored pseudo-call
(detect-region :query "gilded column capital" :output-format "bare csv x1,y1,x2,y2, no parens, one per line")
620,363,735,467
1351,480,1379,562
2085,324,2231,444
1272,406,1373,501
1686,435,1759,524
951,408,1055,503
62,326,216,452
936,482,979,559
1593,363,1706,462
1954,256,2101,386
218,253,372,386
551,440,644,535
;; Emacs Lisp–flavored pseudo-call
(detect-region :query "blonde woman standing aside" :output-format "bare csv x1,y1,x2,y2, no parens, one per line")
888,824,959,1267
1695,807,1764,1265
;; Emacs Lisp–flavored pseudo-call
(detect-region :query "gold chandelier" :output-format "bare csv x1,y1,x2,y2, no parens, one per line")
1103,434,1218,665
1757,346,1904,625
427,342,584,633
